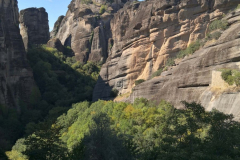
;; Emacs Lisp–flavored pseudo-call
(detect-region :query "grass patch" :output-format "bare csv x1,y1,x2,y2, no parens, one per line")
135,79,145,85
177,40,201,59
151,68,163,78
166,57,176,66
206,31,222,41
209,19,228,32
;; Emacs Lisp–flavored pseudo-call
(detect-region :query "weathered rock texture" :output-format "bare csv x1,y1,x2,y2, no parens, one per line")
50,15,65,38
0,0,35,109
53,0,132,62
129,18,240,120
19,7,50,50
93,0,240,119
47,38,65,52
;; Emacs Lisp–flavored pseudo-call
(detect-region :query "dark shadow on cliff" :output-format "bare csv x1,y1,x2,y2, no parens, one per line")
92,75,114,101
0,45,101,153
26,45,100,116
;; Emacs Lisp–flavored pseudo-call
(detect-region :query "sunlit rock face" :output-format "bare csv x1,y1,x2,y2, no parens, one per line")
19,7,50,50
93,0,240,119
53,0,131,63
0,0,35,109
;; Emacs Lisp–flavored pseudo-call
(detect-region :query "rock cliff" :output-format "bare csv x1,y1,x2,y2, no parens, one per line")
50,15,65,38
53,0,132,62
19,7,50,50
0,0,35,109
93,0,240,119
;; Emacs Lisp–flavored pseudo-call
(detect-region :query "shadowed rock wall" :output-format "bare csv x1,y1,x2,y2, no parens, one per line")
19,7,50,50
0,0,35,109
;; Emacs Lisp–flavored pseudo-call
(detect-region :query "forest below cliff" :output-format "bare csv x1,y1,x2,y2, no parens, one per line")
2,0,240,159
1,45,240,160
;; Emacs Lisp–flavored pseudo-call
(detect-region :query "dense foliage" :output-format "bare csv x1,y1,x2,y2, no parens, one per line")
0,45,101,155
7,99,240,160
27,45,101,114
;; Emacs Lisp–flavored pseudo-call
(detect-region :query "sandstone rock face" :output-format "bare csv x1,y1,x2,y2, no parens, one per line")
19,7,50,50
93,0,240,117
0,0,35,109
128,17,240,120
54,0,131,63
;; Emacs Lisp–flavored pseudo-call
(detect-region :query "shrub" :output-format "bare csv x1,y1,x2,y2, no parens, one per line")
233,70,240,86
135,79,145,85
221,69,232,82
99,5,107,15
221,69,240,86
177,40,201,59
110,89,119,97
206,31,222,40
151,69,163,78
165,58,176,66
209,19,228,32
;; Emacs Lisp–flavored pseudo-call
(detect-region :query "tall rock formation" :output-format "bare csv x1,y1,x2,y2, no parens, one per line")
19,7,50,50
53,0,131,62
0,0,35,109
50,15,65,38
93,0,240,119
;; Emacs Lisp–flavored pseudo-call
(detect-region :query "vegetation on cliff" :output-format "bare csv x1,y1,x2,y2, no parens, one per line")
221,69,240,86
0,45,101,155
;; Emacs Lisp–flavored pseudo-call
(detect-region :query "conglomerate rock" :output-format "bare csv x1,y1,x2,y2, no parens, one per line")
0,0,35,109
19,7,50,50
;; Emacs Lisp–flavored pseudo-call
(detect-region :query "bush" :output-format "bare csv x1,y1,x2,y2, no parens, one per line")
135,79,145,85
209,19,228,32
110,89,119,97
206,31,222,40
221,69,232,82
151,69,163,78
99,5,107,14
165,58,176,66
221,69,240,86
233,70,240,86
177,40,201,59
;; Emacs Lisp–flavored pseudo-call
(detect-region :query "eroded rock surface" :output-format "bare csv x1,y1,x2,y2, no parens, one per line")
0,0,35,109
54,0,131,62
47,38,65,52
19,7,50,49
93,0,240,103
50,15,65,38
